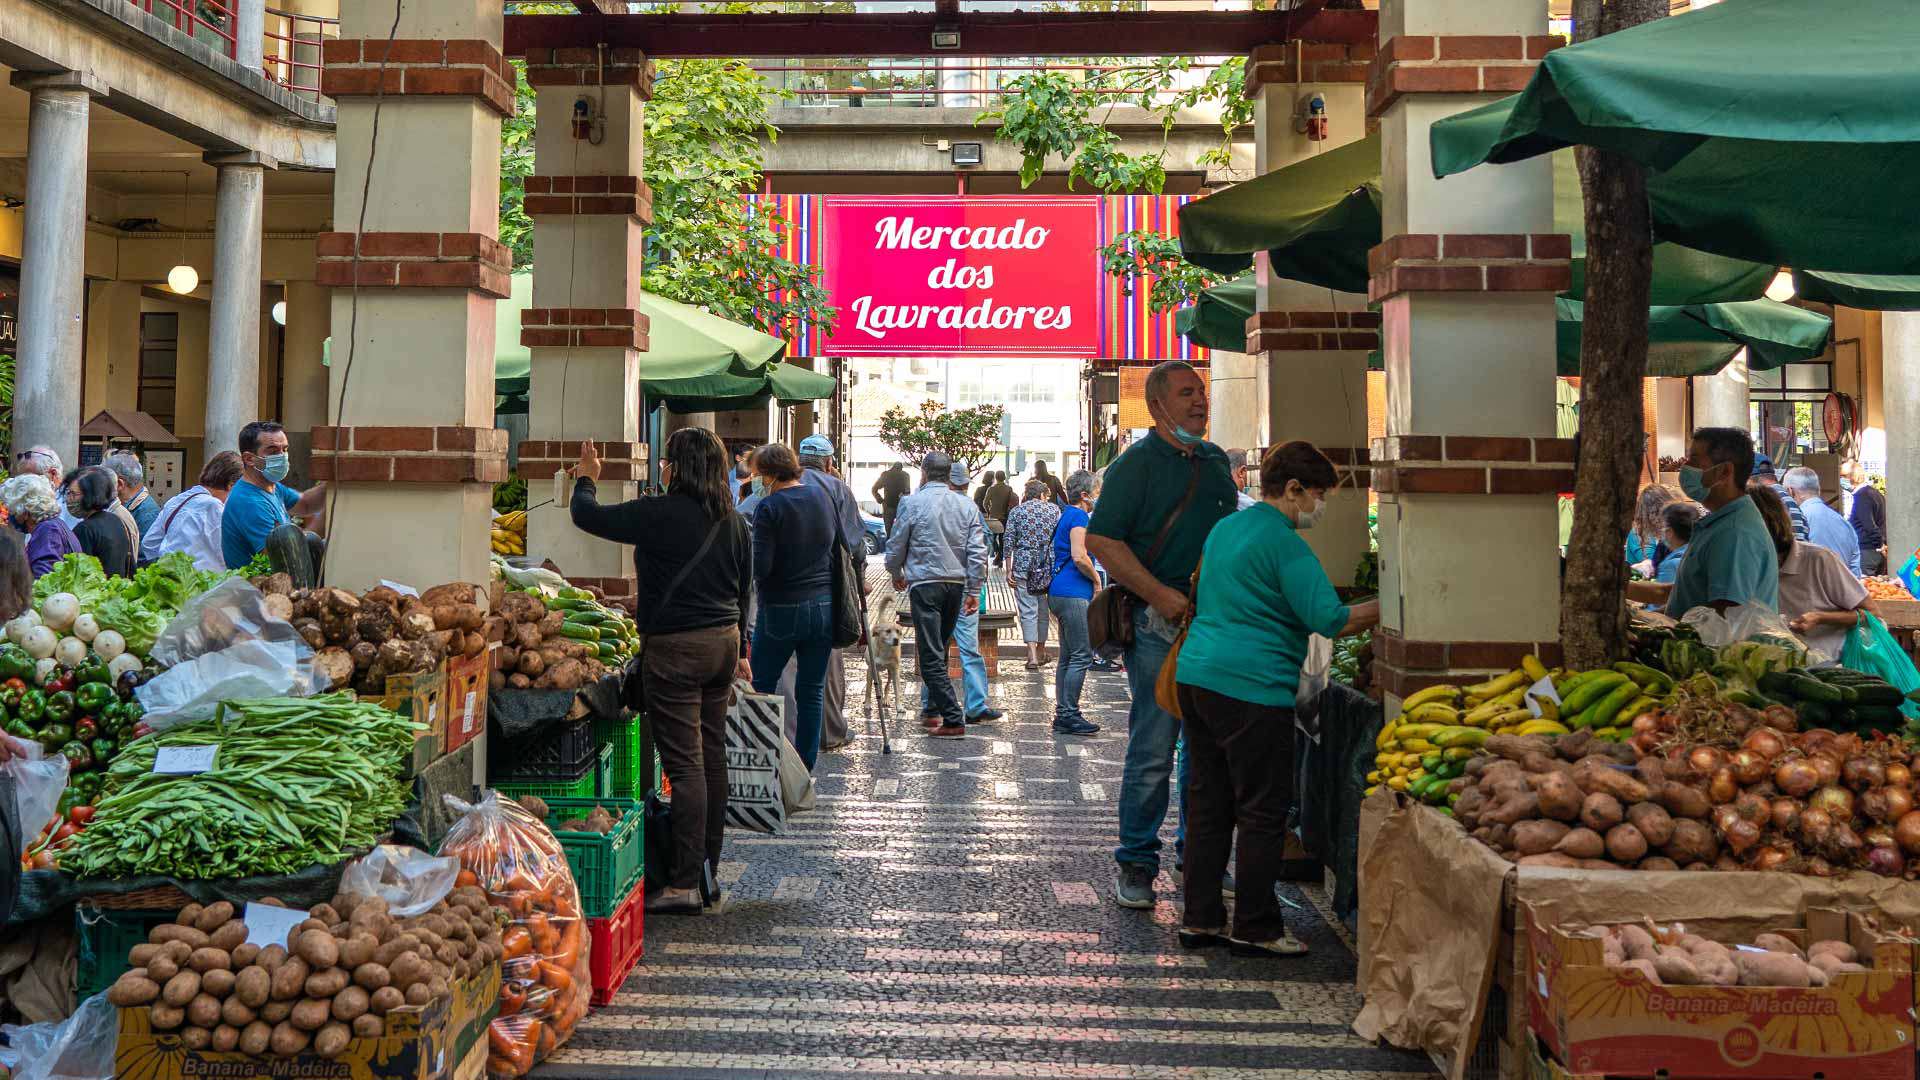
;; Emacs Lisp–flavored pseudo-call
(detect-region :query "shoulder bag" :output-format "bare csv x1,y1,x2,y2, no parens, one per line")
829,529,867,649
1153,559,1203,721
621,513,734,711
1087,453,1204,658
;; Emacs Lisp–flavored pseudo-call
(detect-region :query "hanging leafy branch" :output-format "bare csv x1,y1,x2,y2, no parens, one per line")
1099,228,1226,313
978,56,1250,194
877,401,1004,473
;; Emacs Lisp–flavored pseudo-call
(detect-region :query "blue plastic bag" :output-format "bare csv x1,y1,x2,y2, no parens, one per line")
1897,553,1920,598
1840,611,1920,719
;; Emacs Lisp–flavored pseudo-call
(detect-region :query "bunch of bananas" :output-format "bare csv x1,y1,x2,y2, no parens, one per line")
491,510,527,556
1369,656,1570,807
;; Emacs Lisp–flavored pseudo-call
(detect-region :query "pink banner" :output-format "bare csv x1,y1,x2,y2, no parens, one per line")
820,195,1102,358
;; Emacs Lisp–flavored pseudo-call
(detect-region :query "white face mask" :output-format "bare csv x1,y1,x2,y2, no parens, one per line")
1297,495,1327,530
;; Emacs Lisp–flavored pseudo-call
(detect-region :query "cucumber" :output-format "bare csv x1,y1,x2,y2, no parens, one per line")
558,623,601,641
1850,684,1905,707
1561,673,1630,715
1789,675,1844,704
1798,699,1831,726
1586,681,1643,730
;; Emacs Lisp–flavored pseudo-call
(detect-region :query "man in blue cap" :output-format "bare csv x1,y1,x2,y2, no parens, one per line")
798,434,864,750
1752,453,1808,543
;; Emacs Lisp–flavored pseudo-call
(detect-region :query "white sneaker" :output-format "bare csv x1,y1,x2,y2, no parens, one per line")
1230,933,1308,958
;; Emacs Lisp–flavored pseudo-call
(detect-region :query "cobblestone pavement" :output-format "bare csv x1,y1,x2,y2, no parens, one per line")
537,650,1435,1080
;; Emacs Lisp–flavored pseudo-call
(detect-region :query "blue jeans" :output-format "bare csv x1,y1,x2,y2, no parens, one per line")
751,593,834,770
1049,594,1091,724
1116,604,1188,869
922,605,989,717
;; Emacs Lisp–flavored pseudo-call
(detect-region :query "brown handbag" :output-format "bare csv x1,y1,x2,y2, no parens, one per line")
1153,560,1203,721
1087,453,1204,658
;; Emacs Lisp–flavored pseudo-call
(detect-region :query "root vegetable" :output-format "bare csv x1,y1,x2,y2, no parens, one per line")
181,1028,212,1051
1736,951,1812,987
1535,773,1585,822
1754,933,1804,958
210,921,249,953
1626,802,1675,847
1620,958,1661,984
240,1020,273,1055
315,1021,352,1059
1652,951,1701,985
271,1021,310,1056
202,969,236,997
221,996,256,1028
1553,828,1606,859
188,948,230,973
235,967,271,1008
369,986,405,1015
1517,852,1580,868
271,958,311,1001
194,902,235,932
1638,856,1680,871
187,993,223,1028
353,1013,385,1037
1606,824,1649,862
1512,820,1572,855
291,999,332,1032
1708,767,1738,804
1656,781,1712,820
1664,818,1720,864
1808,940,1858,964
108,972,161,1006
163,970,202,1007
1580,792,1625,832
306,968,350,999
1572,761,1651,804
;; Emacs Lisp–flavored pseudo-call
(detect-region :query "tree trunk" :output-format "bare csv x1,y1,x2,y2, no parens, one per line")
1559,0,1668,670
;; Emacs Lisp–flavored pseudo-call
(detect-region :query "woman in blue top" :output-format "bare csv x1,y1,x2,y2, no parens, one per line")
1046,469,1102,736
1655,501,1699,584
1174,442,1379,958
747,443,839,770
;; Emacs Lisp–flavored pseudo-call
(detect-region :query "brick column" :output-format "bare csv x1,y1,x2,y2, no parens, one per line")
1244,43,1373,584
517,46,653,592
1368,2,1568,701
317,9,514,594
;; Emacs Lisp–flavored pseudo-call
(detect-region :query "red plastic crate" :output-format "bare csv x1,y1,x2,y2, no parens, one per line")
588,876,645,1005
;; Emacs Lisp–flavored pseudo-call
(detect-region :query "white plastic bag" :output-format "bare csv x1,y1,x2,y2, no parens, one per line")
0,991,117,1080
337,843,461,917
779,736,816,815
136,578,320,731
1681,600,1808,651
3,739,69,853
1295,633,1333,739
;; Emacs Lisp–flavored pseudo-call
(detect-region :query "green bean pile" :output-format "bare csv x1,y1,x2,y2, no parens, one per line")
63,694,421,879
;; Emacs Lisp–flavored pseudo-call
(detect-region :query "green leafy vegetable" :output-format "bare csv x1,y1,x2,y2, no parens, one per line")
32,554,115,610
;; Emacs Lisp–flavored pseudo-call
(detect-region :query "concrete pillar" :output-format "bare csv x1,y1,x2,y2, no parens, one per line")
518,46,653,601
1243,47,1372,584
1369,1,1570,700
205,152,274,456
1884,314,1920,572
1691,351,1750,431
312,0,514,594
280,280,330,485
235,0,266,73
10,70,104,471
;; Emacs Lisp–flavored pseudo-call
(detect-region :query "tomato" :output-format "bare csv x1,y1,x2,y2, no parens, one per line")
52,821,79,844
68,805,95,825
30,848,55,870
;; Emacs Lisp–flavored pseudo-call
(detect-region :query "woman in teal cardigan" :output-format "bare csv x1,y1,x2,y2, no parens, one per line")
1174,441,1379,958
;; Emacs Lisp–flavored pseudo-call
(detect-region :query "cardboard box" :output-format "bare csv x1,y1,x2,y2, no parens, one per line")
362,663,450,774
1526,905,1914,1080
443,648,489,755
114,962,500,1080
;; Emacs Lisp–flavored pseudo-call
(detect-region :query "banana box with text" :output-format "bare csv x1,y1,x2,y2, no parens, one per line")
1526,904,1913,1079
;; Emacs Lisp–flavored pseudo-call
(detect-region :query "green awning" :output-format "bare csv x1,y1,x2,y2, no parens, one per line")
1179,276,1830,378
1429,0,1920,274
1178,135,1770,304
647,361,837,414
1792,272,1920,311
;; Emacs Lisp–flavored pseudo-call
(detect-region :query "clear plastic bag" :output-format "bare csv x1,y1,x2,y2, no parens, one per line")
0,990,117,1080
3,739,69,854
135,578,320,731
439,791,591,1078
338,843,462,917
1295,633,1334,740
1681,601,1808,652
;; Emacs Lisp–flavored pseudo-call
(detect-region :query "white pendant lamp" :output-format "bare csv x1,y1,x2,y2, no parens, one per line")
167,171,197,294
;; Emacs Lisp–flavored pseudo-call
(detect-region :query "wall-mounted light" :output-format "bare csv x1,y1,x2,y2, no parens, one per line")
271,300,287,326
1765,269,1796,303
931,26,961,50
950,142,983,166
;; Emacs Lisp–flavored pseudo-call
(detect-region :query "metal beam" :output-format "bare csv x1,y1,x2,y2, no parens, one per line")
503,8,1375,58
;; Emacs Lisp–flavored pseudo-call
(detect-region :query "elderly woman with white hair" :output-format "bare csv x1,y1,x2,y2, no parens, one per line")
2,473,83,577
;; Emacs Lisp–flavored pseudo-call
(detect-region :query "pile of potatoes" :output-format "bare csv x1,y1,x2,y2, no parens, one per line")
1602,922,1872,987
105,888,505,1059
486,590,607,692
1454,731,1722,870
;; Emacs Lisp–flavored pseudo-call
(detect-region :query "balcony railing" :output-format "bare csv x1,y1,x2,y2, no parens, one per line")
262,6,338,98
131,0,239,59
755,60,1224,109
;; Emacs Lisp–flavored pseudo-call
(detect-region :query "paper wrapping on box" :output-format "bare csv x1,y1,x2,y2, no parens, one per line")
1354,791,1920,1080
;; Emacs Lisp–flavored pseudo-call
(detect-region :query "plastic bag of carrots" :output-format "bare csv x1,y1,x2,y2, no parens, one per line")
441,791,593,1078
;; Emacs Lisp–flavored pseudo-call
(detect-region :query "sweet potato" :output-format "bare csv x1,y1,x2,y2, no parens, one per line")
1517,852,1580,868
1485,735,1555,762
1605,823,1649,862
1620,958,1661,984
1736,951,1812,987
1534,772,1585,821
1554,730,1595,761
1580,792,1625,832
1626,802,1675,847
1520,751,1566,775
1664,818,1720,864
1481,792,1540,827
1552,827,1605,859
1808,940,1858,965
1695,953,1739,986
1657,781,1712,820
1618,924,1658,961
1754,933,1805,958
1637,856,1680,872
1572,760,1651,803
1652,950,1702,985
1512,820,1572,855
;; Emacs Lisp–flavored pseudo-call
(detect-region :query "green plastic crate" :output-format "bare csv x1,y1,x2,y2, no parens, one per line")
495,745,610,801
75,908,173,1001
540,796,644,918
593,712,658,800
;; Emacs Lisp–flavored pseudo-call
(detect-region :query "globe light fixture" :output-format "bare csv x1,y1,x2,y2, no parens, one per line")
1765,269,1796,303
272,300,287,326
167,264,199,294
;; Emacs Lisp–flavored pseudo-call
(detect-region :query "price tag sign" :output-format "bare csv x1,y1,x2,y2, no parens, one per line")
463,692,477,731
241,903,309,950
152,745,217,775
379,579,421,598
1524,676,1561,719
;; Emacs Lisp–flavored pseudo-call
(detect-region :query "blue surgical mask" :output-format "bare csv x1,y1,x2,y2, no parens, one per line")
261,453,290,483
1678,465,1710,501
1172,426,1205,447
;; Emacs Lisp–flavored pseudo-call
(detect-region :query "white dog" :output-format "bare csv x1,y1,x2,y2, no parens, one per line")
865,587,904,725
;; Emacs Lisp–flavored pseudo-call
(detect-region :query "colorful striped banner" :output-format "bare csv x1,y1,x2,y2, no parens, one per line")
744,192,1204,365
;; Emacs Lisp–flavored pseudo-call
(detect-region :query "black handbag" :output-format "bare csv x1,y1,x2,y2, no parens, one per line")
622,515,732,711
829,533,866,649
1086,454,1203,657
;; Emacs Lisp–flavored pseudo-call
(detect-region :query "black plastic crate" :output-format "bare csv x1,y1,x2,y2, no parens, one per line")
488,717,598,784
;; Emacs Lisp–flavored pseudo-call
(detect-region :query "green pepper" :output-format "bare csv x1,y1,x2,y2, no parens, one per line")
74,716,99,740
44,691,74,724
75,656,110,687
90,736,115,760
16,690,44,725
0,645,34,682
0,686,20,712
120,700,144,726
3,717,35,740
75,682,114,713
97,701,124,734
39,722,72,745
60,741,93,770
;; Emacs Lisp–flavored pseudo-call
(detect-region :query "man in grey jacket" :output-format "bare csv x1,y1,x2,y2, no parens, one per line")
885,451,988,737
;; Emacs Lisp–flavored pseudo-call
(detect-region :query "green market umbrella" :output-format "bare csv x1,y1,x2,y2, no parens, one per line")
1178,276,1830,378
1177,135,1770,304
1429,0,1920,274
1791,272,1920,311
647,360,837,414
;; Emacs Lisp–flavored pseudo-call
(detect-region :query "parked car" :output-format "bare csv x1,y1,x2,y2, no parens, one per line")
861,513,887,555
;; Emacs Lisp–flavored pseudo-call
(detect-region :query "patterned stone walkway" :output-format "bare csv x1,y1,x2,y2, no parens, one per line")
536,651,1434,1080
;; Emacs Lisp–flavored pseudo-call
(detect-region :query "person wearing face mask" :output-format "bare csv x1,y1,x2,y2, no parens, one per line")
1084,360,1239,911
220,420,329,571
1172,441,1378,958
1627,426,1779,616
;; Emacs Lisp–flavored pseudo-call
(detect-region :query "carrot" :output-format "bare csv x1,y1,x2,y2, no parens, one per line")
502,927,533,960
554,917,583,969
499,982,527,1017
488,1020,518,1059
510,1021,540,1071
537,959,573,995
456,869,479,887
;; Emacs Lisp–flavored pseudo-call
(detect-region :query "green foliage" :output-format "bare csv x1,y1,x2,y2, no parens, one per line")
877,401,1005,473
495,31,834,336
978,56,1248,194
1099,229,1225,313
0,352,13,461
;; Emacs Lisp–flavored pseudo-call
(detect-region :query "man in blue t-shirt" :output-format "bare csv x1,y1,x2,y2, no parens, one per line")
221,420,328,570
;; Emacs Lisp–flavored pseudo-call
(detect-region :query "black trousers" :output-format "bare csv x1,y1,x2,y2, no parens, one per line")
644,625,739,892
910,582,965,726
1176,682,1295,942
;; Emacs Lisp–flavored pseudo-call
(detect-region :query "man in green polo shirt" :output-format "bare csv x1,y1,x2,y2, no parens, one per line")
1629,426,1779,616
1085,361,1240,910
